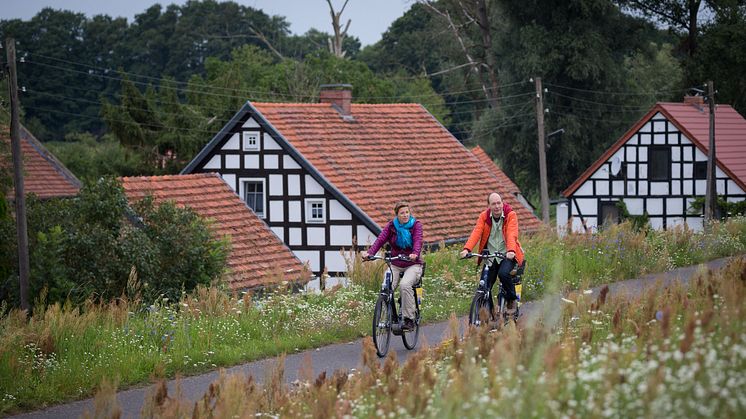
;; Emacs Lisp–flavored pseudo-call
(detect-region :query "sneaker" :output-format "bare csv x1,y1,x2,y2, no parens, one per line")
402,318,415,331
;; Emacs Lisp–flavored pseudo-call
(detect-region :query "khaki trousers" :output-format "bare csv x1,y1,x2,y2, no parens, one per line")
390,264,422,320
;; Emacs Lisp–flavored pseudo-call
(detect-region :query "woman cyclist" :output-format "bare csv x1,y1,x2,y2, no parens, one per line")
364,201,424,331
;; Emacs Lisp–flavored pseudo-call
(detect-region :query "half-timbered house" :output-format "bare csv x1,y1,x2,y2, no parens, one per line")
559,96,746,233
183,85,540,276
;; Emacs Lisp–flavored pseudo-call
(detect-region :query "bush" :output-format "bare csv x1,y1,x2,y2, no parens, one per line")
0,177,229,307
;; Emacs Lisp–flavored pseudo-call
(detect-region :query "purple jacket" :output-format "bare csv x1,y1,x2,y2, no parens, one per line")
367,219,423,268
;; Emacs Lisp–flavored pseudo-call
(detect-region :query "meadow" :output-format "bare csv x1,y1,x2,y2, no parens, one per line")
103,252,746,418
1,218,745,415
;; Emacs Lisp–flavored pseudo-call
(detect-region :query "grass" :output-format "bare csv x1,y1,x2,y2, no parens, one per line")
0,217,745,414
89,253,746,418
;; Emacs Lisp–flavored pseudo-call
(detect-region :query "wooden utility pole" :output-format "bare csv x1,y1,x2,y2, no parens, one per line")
5,38,30,312
535,77,549,223
704,80,717,223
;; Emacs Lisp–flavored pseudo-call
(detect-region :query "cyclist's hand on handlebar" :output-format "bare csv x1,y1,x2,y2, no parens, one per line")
459,249,469,259
409,253,417,261
506,251,515,260
362,253,374,261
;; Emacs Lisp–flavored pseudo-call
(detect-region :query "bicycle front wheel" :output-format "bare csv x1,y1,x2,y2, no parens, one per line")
402,309,420,350
468,294,491,327
372,296,392,358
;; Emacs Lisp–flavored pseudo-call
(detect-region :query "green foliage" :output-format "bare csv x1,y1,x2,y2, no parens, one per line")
688,195,746,218
615,200,650,231
44,133,145,180
0,178,229,307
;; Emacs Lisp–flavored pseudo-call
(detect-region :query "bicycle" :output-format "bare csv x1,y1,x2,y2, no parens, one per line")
463,250,525,328
364,252,424,358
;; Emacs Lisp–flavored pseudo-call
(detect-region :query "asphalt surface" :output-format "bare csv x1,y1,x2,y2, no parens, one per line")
9,256,739,419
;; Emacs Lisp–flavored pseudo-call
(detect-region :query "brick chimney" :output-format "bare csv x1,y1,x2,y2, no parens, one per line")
319,84,352,117
684,94,704,107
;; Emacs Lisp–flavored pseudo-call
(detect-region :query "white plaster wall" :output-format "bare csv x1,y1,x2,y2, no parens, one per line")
596,181,609,195
288,175,301,195
305,175,324,195
223,133,240,150
225,155,240,169
221,174,236,192
612,181,624,196
264,135,281,150
575,182,593,196
666,198,683,214
356,225,377,246
575,198,596,215
686,217,704,231
264,155,279,169
243,117,260,128
283,155,301,169
324,250,350,273
329,200,352,220
727,180,744,194
289,228,302,246
624,198,644,214
269,200,284,222
204,155,221,169
307,227,326,246
650,182,669,195
288,201,301,222
270,226,284,242
330,225,353,246
294,250,320,272
244,155,259,169
647,198,663,215
269,174,283,196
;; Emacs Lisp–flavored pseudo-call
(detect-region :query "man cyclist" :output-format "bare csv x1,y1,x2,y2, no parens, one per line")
460,192,524,316
365,201,423,331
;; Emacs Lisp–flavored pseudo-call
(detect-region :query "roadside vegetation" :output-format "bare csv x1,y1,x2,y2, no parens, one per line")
0,218,744,414
103,252,746,418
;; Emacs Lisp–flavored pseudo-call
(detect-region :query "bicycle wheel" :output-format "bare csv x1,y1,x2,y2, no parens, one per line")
468,294,491,326
402,309,420,350
372,296,392,358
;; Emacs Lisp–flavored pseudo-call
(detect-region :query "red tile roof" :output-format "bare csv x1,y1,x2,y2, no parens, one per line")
122,173,309,290
563,102,746,196
659,102,746,187
253,103,541,240
1,124,80,199
471,146,541,232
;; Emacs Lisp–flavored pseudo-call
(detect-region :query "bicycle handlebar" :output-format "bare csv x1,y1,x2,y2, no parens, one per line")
363,254,412,263
462,251,507,260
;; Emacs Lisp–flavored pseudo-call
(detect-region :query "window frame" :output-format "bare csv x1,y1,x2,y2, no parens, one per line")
693,161,708,180
242,131,260,151
242,178,266,218
598,201,621,226
304,198,326,224
648,146,671,181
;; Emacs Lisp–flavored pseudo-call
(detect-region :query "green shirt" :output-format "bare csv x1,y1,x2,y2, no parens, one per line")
487,214,506,265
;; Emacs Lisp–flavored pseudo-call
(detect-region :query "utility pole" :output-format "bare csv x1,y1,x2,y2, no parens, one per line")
535,77,549,224
5,38,30,313
704,80,717,223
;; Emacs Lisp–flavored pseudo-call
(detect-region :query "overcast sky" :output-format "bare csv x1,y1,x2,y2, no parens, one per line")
2,0,414,46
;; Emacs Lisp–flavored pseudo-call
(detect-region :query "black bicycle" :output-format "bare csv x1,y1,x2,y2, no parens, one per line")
463,250,525,327
364,252,424,358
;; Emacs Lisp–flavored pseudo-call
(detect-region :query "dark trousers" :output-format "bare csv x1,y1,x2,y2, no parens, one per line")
486,258,517,302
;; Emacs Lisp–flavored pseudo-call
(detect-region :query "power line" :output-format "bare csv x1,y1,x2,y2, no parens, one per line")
544,82,686,96
20,51,533,103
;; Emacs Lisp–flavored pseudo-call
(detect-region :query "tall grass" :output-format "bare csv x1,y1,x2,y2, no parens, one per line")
90,256,746,418
0,217,744,414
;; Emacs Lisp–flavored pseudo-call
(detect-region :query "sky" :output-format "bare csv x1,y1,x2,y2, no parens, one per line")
2,0,414,46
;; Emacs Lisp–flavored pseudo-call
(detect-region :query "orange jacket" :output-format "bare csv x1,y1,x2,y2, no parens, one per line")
463,203,524,265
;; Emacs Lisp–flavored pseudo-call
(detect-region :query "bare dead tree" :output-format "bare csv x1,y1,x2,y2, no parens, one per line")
419,0,501,110
326,0,351,57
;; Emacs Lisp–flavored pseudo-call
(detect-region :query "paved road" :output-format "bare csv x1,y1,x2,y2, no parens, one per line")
10,256,738,419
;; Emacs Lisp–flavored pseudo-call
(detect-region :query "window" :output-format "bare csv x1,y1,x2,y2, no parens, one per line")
243,132,259,151
648,146,671,181
693,161,708,180
599,201,620,225
305,199,326,223
243,180,265,217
